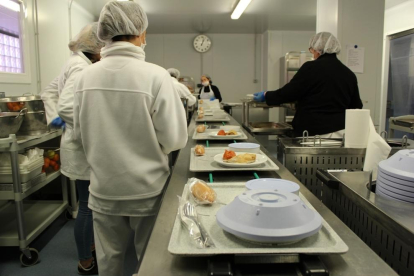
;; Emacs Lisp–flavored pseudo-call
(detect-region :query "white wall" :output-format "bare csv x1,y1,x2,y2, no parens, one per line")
0,0,95,97
384,0,414,35
145,33,262,103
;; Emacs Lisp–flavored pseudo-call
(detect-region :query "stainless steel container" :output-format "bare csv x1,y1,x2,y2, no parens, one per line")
0,95,47,135
0,109,26,138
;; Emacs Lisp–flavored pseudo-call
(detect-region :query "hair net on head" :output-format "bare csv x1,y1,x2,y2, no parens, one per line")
68,22,104,54
167,68,180,79
98,1,148,43
309,32,341,55
202,74,211,81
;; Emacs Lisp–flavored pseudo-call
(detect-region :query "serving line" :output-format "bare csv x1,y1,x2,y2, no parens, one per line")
137,114,396,276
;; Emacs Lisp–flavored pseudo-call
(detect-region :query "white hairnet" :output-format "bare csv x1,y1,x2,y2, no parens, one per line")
98,1,148,43
68,22,104,54
309,32,341,55
167,68,180,79
202,74,211,81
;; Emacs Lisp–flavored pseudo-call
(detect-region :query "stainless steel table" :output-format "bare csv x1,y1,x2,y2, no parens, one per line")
138,115,396,276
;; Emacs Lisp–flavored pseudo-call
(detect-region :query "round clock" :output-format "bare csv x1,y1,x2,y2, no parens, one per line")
193,35,212,53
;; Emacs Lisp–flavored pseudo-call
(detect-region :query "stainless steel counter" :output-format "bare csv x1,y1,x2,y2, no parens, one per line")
138,115,396,276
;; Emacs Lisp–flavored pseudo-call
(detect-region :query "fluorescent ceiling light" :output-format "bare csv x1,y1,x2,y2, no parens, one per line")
231,0,252,20
0,0,20,12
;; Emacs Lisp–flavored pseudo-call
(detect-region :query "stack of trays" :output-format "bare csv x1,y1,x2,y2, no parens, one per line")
377,149,414,204
0,156,44,183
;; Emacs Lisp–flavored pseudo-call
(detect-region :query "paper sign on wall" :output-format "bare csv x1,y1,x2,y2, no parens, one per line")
346,45,365,73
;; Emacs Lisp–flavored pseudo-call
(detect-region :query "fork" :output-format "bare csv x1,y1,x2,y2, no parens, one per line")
184,203,213,247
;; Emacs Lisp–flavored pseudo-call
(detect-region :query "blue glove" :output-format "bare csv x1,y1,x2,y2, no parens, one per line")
51,117,66,129
253,91,266,102
210,97,216,101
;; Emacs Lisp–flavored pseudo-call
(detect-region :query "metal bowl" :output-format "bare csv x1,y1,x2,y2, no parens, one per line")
0,109,26,138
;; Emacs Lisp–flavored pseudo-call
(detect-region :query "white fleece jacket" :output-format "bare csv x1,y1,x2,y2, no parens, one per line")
73,42,188,200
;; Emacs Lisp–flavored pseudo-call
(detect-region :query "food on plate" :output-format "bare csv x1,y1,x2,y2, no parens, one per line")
196,125,206,133
223,150,236,160
198,113,204,119
217,129,238,136
7,102,25,112
225,153,257,164
191,181,216,204
217,130,226,136
194,145,205,156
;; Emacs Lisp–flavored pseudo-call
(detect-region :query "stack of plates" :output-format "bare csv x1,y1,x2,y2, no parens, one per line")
377,150,414,204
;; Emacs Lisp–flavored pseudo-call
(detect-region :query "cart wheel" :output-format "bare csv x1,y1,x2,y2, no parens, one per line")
64,210,73,220
20,248,39,267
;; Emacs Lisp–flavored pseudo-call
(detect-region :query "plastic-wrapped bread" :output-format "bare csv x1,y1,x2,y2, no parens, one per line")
194,145,205,156
198,113,204,119
188,178,217,204
196,125,206,133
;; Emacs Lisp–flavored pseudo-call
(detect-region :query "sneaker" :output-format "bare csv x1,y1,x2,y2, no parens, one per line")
78,260,98,275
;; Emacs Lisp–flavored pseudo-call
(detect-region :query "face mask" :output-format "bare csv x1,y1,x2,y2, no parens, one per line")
202,81,209,87
140,36,146,50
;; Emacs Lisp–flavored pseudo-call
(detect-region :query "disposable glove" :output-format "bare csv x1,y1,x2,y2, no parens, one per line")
210,97,216,101
253,91,266,102
51,117,66,129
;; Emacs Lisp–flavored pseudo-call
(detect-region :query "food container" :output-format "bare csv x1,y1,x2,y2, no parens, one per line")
228,142,260,153
245,178,300,195
216,189,322,244
0,95,47,135
0,109,26,138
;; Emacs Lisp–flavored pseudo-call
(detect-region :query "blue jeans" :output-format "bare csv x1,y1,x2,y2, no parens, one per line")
74,180,94,261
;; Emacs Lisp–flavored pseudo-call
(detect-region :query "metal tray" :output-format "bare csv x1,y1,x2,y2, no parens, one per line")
192,129,248,141
195,114,230,122
189,147,279,172
246,122,292,134
394,119,414,128
168,183,349,256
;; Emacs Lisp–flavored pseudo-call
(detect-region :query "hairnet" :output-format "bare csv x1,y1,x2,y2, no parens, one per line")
202,74,211,81
309,32,341,55
98,1,148,43
68,22,104,54
167,68,180,79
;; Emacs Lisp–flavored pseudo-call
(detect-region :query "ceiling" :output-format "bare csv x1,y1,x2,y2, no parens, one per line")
74,0,317,34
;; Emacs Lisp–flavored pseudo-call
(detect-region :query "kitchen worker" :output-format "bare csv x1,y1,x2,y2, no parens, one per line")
72,2,187,276
198,74,222,102
167,68,196,106
41,23,104,275
254,32,363,137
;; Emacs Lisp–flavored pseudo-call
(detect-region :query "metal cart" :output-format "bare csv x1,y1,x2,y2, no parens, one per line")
0,131,69,266
389,115,414,137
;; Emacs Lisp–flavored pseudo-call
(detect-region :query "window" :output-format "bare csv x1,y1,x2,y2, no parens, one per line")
0,1,23,73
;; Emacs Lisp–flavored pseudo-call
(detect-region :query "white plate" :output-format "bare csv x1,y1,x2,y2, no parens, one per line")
213,152,267,168
208,132,241,138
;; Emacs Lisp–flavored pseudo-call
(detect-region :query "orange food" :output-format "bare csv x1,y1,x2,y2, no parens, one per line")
53,154,59,162
41,169,46,173
49,160,56,167
217,130,226,136
43,163,50,169
53,164,60,171
6,102,25,111
223,150,236,160
44,158,50,165
7,103,14,110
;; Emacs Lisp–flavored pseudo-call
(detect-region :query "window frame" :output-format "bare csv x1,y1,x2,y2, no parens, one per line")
0,0,32,84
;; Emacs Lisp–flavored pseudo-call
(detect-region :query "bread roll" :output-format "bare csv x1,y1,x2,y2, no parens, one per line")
196,125,206,133
191,182,216,203
194,145,205,156
198,114,204,119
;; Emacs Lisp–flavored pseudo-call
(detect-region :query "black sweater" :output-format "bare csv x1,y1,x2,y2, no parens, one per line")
198,85,222,102
265,54,363,136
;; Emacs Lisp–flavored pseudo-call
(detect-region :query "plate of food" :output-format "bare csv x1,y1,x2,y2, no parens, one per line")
209,130,241,138
213,150,267,168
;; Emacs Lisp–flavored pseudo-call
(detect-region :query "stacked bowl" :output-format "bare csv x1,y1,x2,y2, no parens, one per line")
376,150,414,204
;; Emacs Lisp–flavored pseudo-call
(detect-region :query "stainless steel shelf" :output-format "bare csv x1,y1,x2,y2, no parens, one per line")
0,200,68,246
0,130,62,152
0,171,61,200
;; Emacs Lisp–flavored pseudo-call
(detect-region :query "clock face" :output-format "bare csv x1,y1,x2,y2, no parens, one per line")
194,35,211,53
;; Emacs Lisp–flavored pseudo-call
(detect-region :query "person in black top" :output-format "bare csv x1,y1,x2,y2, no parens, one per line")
254,32,363,137
198,74,222,102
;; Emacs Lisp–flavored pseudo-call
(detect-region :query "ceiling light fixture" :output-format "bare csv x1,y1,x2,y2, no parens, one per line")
0,0,20,12
231,0,252,20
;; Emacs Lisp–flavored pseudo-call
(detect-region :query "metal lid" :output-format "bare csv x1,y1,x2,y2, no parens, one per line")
0,95,41,102
216,190,322,243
